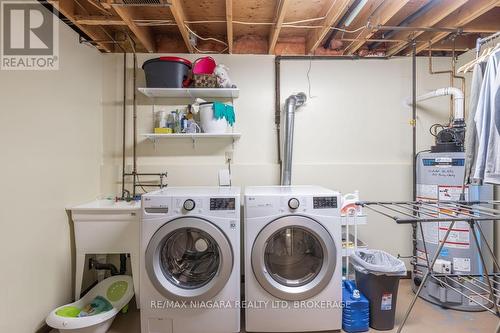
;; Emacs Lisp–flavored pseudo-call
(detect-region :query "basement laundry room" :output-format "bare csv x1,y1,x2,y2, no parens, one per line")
1,0,500,333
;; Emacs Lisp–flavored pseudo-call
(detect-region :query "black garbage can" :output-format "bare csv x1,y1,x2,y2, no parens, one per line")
350,249,407,331
355,271,401,330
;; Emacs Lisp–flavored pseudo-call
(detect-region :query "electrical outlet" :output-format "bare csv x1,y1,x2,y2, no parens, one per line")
225,151,233,163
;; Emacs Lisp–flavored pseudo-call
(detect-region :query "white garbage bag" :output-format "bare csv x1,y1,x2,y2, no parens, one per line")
350,249,407,276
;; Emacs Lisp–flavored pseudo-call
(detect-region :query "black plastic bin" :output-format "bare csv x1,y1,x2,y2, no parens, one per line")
350,249,407,331
355,271,401,330
142,56,192,88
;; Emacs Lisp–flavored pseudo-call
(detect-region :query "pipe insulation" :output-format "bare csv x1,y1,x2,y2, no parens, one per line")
406,87,464,122
281,92,307,186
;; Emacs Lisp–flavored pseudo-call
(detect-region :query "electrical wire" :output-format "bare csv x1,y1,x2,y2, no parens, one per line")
135,174,148,194
184,24,229,53
183,20,368,33
185,25,228,46
306,56,316,99
343,25,368,53
429,123,446,138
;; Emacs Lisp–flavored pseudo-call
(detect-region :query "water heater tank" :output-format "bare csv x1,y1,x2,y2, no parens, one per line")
413,151,493,311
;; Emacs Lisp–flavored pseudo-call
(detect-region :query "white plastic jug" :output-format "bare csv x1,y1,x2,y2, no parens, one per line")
199,103,228,134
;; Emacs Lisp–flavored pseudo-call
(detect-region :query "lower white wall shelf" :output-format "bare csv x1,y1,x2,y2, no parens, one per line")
142,133,241,149
143,133,241,140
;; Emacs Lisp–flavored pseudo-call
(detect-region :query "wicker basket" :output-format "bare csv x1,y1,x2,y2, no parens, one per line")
193,73,218,88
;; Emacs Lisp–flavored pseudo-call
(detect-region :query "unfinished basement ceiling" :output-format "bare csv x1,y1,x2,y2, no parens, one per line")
47,0,500,56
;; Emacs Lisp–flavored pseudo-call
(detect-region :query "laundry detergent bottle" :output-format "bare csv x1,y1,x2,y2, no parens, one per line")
342,280,369,332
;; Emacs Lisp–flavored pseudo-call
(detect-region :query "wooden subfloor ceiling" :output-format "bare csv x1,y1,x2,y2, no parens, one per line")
47,0,500,56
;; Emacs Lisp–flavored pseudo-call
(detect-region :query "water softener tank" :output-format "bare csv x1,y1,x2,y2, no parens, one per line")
342,280,369,332
414,151,493,311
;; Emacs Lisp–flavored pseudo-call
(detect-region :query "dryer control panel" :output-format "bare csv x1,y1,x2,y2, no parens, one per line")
313,196,338,209
245,194,341,218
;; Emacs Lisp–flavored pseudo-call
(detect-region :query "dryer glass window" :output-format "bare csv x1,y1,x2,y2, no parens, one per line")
160,228,220,289
264,227,323,287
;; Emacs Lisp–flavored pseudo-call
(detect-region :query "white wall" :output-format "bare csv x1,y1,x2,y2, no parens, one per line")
102,53,454,265
0,17,104,333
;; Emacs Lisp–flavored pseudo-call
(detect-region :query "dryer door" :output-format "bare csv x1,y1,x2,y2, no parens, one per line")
252,215,336,300
145,217,233,301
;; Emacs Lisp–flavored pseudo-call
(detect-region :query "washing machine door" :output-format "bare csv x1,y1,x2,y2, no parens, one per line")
145,217,233,301
252,215,336,301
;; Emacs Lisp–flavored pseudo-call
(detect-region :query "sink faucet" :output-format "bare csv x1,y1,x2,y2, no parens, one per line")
122,189,132,202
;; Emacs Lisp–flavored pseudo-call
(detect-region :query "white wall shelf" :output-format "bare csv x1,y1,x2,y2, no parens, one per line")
142,133,241,141
142,133,241,149
138,87,240,99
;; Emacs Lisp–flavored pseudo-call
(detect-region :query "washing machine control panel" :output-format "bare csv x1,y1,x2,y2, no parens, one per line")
183,199,196,211
210,197,236,211
313,196,338,209
246,194,341,217
288,198,300,210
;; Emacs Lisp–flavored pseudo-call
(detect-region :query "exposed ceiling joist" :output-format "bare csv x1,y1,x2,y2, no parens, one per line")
414,0,500,55
268,0,291,54
306,0,351,54
113,6,156,52
344,0,410,55
226,0,233,53
170,0,194,53
48,0,113,52
75,15,127,26
386,0,468,57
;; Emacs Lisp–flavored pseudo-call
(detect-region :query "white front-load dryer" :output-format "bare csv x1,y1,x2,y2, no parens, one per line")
244,186,342,332
141,187,240,333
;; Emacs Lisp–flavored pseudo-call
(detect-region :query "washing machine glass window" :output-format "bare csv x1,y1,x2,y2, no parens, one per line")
146,217,234,301
265,227,323,287
252,215,336,301
160,228,220,289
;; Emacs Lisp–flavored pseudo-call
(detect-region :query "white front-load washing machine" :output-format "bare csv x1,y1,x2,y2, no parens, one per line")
244,186,342,332
141,187,240,333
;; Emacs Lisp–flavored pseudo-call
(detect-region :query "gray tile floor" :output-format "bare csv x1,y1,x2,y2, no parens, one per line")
52,280,499,332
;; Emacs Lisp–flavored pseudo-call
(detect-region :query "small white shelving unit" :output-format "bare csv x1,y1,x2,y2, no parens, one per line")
342,214,368,279
138,87,239,99
341,215,368,257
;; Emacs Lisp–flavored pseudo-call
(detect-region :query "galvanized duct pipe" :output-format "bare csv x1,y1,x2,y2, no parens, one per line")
281,92,307,186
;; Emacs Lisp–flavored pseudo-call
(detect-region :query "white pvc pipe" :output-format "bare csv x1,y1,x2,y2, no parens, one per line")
405,87,464,122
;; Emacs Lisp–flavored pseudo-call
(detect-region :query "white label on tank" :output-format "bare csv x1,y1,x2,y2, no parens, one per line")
417,184,438,200
453,257,471,272
438,185,468,201
439,222,470,249
381,293,392,311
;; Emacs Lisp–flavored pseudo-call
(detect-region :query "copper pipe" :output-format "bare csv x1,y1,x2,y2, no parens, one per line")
428,44,454,123
451,39,466,120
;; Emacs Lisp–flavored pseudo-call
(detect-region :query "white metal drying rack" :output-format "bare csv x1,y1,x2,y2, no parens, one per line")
356,200,500,333
475,31,500,57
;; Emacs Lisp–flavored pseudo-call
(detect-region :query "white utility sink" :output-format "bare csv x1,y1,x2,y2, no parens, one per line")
71,199,142,308
72,199,141,211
